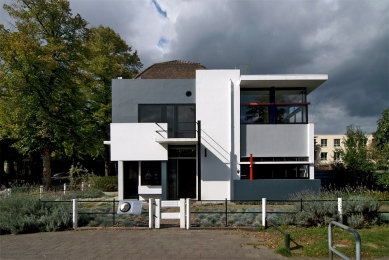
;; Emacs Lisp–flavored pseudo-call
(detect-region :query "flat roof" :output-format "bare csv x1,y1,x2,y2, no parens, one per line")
240,74,328,94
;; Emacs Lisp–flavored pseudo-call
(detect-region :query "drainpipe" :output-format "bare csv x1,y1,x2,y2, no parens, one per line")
250,154,253,180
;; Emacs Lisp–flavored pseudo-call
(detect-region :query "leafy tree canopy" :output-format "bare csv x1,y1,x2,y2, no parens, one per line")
0,0,142,183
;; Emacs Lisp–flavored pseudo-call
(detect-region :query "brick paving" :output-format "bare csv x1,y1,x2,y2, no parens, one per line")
1,228,388,260
0,228,288,260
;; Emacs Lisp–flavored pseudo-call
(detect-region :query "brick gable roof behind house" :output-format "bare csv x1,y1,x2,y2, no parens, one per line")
134,60,206,79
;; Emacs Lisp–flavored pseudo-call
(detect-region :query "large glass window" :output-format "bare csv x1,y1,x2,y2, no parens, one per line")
240,164,309,179
139,104,196,138
141,161,161,186
241,88,308,124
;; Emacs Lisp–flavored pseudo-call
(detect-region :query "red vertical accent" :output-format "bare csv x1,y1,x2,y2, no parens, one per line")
250,154,253,180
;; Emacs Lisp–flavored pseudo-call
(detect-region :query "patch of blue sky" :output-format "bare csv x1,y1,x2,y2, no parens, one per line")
151,0,167,18
158,37,168,48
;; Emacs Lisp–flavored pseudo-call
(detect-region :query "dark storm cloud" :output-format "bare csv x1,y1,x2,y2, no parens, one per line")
0,0,387,134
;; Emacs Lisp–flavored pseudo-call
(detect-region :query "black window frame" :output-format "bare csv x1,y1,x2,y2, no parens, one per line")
240,87,308,125
138,104,196,138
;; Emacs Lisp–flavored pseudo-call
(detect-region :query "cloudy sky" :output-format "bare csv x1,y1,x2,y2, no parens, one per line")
1,0,388,134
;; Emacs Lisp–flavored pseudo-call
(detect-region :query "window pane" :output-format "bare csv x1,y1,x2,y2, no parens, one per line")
275,106,307,123
241,90,270,103
275,89,305,103
241,106,269,123
177,105,196,137
141,161,161,186
139,105,162,122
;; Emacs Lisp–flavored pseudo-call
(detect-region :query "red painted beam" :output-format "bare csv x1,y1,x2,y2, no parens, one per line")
250,154,253,180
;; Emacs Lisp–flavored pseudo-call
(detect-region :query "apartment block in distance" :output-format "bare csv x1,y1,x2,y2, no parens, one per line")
105,60,328,200
315,134,373,165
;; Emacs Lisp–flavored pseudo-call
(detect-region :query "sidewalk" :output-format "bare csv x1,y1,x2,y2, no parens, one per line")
1,228,309,260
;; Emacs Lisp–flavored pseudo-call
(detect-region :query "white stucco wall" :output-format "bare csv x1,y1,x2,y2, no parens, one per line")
110,123,168,161
196,70,241,200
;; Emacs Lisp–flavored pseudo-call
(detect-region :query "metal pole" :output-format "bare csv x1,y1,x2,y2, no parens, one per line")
249,154,253,180
63,183,66,195
113,198,115,226
40,185,43,199
197,120,201,201
225,198,228,227
301,198,303,212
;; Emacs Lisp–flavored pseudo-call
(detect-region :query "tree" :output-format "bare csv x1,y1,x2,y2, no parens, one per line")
335,125,376,186
0,0,89,185
372,107,389,189
77,25,142,176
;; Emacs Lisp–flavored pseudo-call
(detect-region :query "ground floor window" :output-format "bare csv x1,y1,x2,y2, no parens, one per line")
141,161,161,186
240,164,309,179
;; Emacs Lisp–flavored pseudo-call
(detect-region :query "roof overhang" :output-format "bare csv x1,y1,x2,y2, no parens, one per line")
240,74,328,94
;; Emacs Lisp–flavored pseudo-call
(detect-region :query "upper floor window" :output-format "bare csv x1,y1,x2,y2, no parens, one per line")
333,152,341,161
334,139,340,147
321,139,327,147
240,88,308,124
139,104,196,138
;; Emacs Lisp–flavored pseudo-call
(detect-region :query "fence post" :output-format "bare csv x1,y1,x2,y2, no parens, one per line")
113,198,115,226
81,182,84,191
180,199,185,228
186,198,191,230
338,198,343,224
40,185,43,199
7,188,11,197
300,198,303,212
72,199,78,229
225,198,228,227
63,183,66,195
155,199,160,229
262,198,267,228
149,198,154,228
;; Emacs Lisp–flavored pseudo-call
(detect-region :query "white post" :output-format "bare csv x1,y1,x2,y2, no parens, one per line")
262,198,267,228
88,182,90,188
155,199,160,229
7,188,11,196
63,183,66,195
72,199,78,229
186,198,191,230
40,185,43,199
180,199,185,228
81,182,84,191
338,198,343,224
149,198,154,229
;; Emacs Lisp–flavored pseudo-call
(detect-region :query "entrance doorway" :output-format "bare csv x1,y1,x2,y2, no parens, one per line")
123,161,139,199
168,146,196,199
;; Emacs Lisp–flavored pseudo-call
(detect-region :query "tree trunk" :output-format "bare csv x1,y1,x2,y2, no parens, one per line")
42,147,51,186
104,145,110,176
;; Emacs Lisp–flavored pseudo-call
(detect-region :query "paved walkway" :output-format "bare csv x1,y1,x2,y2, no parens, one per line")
1,228,388,260
1,228,309,260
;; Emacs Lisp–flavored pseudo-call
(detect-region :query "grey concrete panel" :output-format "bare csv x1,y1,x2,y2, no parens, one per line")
233,179,321,200
112,79,196,123
241,124,308,157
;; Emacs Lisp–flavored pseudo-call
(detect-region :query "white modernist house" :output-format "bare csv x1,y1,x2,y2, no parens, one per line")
107,62,328,201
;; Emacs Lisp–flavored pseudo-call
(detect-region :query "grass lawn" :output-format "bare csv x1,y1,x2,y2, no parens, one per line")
257,224,389,258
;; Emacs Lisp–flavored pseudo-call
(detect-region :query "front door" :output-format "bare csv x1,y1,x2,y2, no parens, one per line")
123,161,139,199
168,146,196,199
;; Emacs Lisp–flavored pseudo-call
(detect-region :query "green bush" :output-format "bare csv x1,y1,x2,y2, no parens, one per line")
0,194,71,234
89,175,118,192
